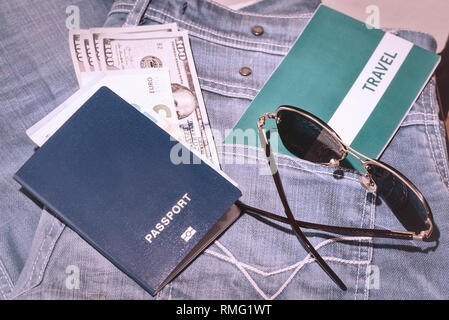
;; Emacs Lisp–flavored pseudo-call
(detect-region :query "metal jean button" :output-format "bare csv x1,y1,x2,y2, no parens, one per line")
251,25,264,36
239,66,252,76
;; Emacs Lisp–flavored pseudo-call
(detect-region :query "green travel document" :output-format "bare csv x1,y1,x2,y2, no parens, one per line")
224,5,440,171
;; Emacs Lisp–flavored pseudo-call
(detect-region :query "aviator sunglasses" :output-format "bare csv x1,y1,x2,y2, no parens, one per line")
236,105,435,291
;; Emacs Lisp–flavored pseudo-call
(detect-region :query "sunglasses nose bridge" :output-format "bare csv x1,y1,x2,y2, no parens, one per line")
345,149,378,192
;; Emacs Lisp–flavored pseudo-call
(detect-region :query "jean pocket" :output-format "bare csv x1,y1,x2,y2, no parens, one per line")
9,210,65,299
164,145,377,300
10,209,154,300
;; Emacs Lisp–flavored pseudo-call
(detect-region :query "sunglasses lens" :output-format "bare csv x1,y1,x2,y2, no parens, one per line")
366,162,431,235
277,108,345,164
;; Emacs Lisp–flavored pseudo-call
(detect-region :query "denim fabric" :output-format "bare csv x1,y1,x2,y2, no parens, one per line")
0,0,113,299
1,0,449,299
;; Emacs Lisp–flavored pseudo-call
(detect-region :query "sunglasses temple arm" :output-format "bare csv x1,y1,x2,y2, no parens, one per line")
258,127,347,291
272,171,347,291
236,201,414,241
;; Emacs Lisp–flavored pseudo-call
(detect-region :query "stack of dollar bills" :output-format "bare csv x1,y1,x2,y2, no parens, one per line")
26,23,220,167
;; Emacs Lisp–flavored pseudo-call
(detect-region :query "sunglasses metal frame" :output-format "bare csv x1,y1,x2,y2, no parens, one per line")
237,105,436,290
255,105,434,241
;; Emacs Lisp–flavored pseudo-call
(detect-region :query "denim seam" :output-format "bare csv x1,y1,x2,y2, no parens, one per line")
221,143,366,179
206,246,371,277
124,0,139,26
136,0,150,26
28,222,64,295
200,84,255,100
207,237,371,300
169,283,173,300
429,81,449,190
115,1,314,19
364,192,376,300
198,76,259,92
407,112,438,118
205,0,314,19
108,8,131,16
25,219,56,290
401,120,439,127
11,287,122,299
354,190,368,300
0,258,13,300
112,1,134,7
423,85,449,192
142,12,291,55
435,121,449,189
218,149,362,183
13,219,65,299
145,8,292,48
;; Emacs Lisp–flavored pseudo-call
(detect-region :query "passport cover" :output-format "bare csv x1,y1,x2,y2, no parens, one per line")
225,5,440,171
14,87,242,295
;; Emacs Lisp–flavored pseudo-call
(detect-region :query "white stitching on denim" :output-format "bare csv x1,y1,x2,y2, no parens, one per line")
0,260,13,299
200,85,256,100
401,120,439,127
199,77,259,92
111,1,133,7
434,121,449,190
212,241,270,299
14,219,65,299
12,287,117,299
364,192,376,300
0,274,12,299
168,283,172,300
218,149,362,183
205,0,314,19
115,0,314,19
35,223,65,288
135,0,149,26
354,190,368,300
0,284,5,299
423,85,449,191
143,12,289,55
407,112,438,117
124,0,139,26
207,237,371,300
23,219,55,291
146,7,292,48
141,12,290,55
206,248,370,277
429,82,449,189
108,8,131,16
0,259,13,291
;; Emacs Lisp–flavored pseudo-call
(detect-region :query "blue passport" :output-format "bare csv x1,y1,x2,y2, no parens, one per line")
14,87,242,295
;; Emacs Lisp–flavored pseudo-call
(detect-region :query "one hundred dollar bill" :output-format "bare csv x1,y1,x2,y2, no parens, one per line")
69,24,178,84
69,29,100,86
96,30,220,166
66,25,220,166
88,23,178,74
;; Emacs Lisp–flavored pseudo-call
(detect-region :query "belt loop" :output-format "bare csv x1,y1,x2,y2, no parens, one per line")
123,0,152,27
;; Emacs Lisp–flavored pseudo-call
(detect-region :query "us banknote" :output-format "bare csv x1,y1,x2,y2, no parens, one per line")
96,30,219,165
55,25,220,166
88,23,178,73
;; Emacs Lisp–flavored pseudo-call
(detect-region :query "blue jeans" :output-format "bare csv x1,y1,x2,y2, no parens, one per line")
1,0,448,299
